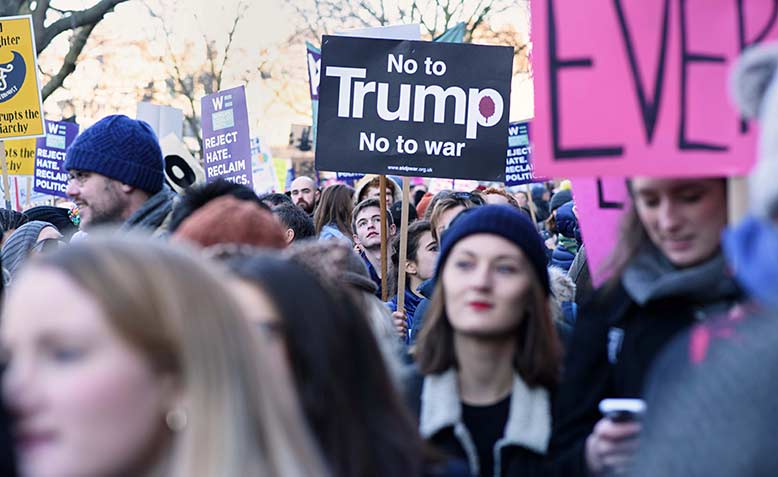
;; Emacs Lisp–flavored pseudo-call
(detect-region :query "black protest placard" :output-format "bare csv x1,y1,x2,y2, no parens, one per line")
316,35,513,181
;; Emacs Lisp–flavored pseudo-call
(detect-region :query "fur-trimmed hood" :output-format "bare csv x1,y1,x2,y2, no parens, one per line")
730,43,778,219
419,369,552,457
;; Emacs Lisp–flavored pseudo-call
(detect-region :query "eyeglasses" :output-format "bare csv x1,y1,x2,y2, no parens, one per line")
67,170,92,186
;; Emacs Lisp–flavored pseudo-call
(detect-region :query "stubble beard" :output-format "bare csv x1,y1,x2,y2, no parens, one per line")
82,182,129,230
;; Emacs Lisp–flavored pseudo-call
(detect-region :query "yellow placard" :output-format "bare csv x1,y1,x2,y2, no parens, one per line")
273,158,290,192
0,15,44,140
4,138,35,175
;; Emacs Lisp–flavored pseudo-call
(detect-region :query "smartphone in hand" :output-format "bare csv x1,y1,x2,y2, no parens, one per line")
599,398,646,423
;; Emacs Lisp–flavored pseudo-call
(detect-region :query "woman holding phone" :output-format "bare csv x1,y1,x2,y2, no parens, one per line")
549,178,743,477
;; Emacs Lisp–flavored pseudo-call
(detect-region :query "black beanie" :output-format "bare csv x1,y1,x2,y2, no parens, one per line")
435,205,550,295
549,189,573,214
23,206,78,238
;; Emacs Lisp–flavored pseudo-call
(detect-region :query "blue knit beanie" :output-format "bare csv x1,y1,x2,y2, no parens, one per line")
435,205,550,295
64,115,164,194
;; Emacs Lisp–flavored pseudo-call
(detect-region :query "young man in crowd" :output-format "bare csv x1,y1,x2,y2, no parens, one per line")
64,115,176,235
352,198,396,298
289,176,320,216
355,175,398,209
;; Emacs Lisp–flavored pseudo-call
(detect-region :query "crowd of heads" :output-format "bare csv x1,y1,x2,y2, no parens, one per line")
0,111,586,476
1,47,777,476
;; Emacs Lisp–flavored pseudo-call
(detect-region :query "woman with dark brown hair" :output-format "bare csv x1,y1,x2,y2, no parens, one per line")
549,178,743,477
314,183,355,244
411,205,562,477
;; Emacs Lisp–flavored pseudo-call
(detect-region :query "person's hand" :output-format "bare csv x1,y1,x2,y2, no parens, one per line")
585,417,642,476
353,242,363,255
392,311,408,339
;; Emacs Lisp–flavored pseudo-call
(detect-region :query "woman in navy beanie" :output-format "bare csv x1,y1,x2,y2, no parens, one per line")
409,205,562,477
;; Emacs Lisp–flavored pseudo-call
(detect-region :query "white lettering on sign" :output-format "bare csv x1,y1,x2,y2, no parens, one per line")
204,131,239,149
36,149,66,160
207,160,246,177
36,179,68,193
325,65,504,139
359,132,390,152
387,54,418,74
204,148,232,164
413,85,466,124
0,62,14,92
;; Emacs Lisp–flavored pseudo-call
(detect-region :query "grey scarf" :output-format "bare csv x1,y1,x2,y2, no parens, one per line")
622,245,741,318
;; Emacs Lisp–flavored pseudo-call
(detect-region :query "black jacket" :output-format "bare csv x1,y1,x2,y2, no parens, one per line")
547,282,736,477
0,371,16,477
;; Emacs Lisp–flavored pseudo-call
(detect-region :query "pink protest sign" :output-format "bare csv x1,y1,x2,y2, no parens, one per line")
571,177,629,287
531,1,778,178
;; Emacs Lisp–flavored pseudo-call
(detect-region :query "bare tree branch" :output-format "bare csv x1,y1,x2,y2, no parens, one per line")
29,0,51,39
290,0,324,42
216,0,248,90
41,23,96,100
0,0,26,17
358,0,385,25
37,0,127,53
144,1,203,147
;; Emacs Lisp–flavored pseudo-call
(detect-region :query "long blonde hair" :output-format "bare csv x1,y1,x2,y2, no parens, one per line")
33,235,327,477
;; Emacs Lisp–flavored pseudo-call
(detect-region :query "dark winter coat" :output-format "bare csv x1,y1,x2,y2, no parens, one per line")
410,278,436,344
550,203,579,272
548,251,742,477
388,288,423,345
531,187,551,224
550,244,576,272
360,251,383,299
121,185,176,237
568,245,593,306
0,372,16,477
407,369,552,477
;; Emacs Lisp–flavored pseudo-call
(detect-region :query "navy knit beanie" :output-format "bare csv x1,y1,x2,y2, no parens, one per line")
64,115,164,194
435,205,550,295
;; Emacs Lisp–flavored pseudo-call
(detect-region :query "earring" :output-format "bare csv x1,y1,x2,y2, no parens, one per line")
165,407,188,432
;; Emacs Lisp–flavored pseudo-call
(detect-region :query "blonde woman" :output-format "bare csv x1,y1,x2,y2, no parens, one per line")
1,236,326,477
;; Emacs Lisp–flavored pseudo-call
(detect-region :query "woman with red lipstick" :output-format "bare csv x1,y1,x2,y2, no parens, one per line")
548,178,744,477
0,236,327,477
410,205,562,477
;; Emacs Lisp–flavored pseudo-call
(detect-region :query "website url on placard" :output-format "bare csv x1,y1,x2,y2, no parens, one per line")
386,165,433,174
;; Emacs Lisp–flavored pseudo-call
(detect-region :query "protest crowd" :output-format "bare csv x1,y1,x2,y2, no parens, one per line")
2,5,778,477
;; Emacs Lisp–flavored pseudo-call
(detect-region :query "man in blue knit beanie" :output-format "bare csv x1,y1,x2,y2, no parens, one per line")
64,115,176,235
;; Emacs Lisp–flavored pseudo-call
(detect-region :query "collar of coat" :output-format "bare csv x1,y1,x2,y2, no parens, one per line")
419,368,551,455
